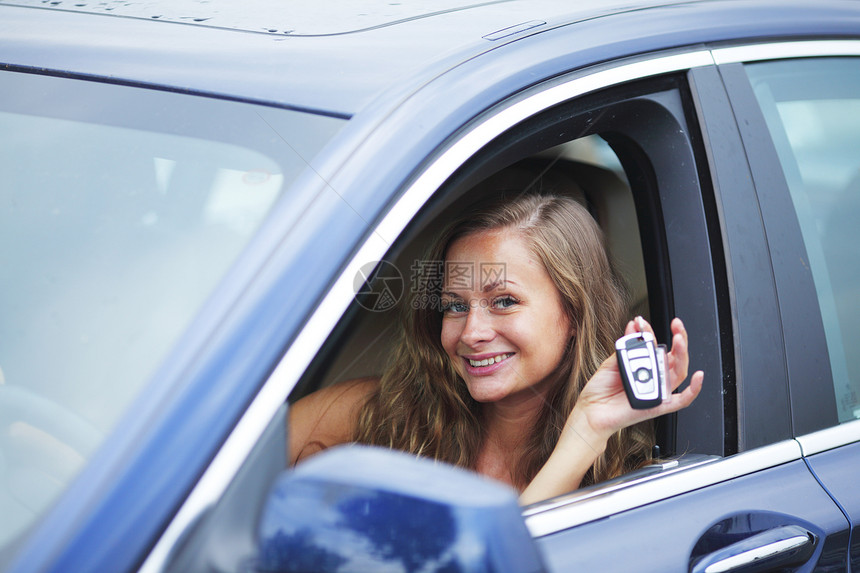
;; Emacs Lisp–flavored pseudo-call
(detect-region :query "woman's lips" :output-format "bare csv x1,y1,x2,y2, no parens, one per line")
462,352,514,375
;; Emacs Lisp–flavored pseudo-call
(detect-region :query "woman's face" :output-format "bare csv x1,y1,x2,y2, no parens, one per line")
440,229,573,405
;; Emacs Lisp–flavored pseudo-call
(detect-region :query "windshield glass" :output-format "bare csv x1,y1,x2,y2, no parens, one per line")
0,70,344,547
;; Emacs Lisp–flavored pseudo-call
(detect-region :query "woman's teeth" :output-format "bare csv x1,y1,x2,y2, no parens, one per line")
468,353,511,367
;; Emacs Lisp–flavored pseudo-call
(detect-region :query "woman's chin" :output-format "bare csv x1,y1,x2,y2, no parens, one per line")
462,369,557,406
463,377,517,403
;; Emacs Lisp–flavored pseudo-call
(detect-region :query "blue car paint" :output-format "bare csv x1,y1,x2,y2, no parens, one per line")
536,460,850,571
2,1,860,572
804,442,860,570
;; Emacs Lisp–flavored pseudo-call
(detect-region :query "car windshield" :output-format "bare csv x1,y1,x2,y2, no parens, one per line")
0,71,345,548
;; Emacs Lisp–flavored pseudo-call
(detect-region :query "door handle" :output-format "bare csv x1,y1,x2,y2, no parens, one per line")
691,524,816,573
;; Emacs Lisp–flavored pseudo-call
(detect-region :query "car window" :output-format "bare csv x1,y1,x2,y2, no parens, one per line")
745,58,860,424
299,77,725,466
0,71,344,548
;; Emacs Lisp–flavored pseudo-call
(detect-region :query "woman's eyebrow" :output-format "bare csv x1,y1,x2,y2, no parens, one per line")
441,280,520,296
482,279,518,293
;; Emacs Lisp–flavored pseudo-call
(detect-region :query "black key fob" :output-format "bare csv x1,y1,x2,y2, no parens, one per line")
616,331,666,409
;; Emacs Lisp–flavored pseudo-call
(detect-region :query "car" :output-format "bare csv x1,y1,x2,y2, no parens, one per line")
1,0,859,571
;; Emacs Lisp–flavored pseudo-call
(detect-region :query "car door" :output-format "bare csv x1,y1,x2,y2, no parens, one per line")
715,44,860,571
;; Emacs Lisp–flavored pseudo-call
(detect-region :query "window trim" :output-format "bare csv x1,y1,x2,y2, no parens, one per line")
713,40,860,65
798,418,860,456
523,439,801,538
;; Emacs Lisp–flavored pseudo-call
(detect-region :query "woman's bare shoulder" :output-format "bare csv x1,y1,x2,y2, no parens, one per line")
288,377,379,464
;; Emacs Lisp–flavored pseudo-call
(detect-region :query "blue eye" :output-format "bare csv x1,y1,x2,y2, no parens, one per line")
441,300,469,314
493,295,519,309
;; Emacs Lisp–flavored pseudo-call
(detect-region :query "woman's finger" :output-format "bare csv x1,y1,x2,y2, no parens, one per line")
634,316,655,336
662,370,703,412
669,335,689,390
624,319,636,336
664,319,689,391
671,317,689,347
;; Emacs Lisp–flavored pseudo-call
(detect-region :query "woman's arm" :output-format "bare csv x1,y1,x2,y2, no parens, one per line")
519,317,703,505
287,377,379,465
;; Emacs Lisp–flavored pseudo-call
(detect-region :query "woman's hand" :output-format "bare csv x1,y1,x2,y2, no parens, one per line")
566,317,704,449
519,317,702,505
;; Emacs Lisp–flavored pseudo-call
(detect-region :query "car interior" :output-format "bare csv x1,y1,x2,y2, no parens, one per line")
287,131,691,477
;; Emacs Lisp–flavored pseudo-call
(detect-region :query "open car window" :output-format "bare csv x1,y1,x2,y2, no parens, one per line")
290,73,728,475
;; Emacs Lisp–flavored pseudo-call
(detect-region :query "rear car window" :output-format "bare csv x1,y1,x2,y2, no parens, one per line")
0,70,344,547
745,57,860,424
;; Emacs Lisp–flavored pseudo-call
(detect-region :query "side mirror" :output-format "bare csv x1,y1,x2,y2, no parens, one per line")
255,445,546,573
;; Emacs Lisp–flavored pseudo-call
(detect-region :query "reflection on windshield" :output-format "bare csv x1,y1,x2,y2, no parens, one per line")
0,71,344,547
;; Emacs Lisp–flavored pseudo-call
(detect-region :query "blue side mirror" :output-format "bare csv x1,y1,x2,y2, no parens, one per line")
255,445,546,572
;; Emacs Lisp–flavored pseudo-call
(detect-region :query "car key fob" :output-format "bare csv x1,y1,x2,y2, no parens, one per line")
616,331,666,409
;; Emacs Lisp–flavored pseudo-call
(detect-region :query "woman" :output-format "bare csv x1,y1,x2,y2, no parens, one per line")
289,193,703,504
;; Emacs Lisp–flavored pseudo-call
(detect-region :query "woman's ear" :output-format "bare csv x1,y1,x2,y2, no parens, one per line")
567,318,577,340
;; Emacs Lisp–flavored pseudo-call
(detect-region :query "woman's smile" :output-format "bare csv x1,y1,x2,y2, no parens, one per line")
462,352,515,374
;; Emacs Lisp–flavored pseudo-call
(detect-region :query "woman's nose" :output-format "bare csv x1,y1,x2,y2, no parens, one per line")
460,304,495,346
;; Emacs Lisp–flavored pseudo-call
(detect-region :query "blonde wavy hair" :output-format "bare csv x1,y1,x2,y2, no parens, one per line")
353,193,654,489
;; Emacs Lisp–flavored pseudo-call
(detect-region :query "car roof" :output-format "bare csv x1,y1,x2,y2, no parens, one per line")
0,0,696,36
0,0,858,116
0,0,710,116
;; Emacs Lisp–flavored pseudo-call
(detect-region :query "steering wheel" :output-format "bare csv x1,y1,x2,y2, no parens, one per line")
0,384,102,543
